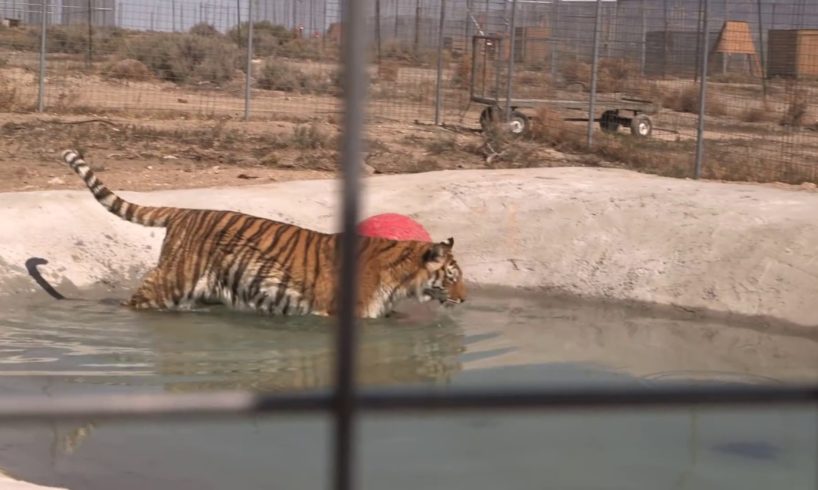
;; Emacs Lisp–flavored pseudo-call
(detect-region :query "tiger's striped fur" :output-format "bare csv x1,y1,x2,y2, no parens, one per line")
59,149,466,319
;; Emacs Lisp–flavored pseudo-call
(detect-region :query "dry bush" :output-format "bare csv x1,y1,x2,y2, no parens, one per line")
256,61,333,94
377,62,399,82
47,25,126,55
124,33,240,86
529,106,695,178
451,56,472,89
661,83,726,116
560,60,591,87
0,25,38,51
189,22,221,37
423,133,457,155
0,76,19,111
530,106,586,152
290,123,334,150
780,86,809,127
381,41,443,66
102,58,153,81
739,104,774,123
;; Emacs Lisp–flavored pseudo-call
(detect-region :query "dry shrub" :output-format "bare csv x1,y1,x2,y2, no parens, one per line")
125,33,240,86
189,22,221,37
102,58,153,81
0,76,19,111
739,104,774,123
377,61,399,82
560,60,591,87
530,106,586,152
529,106,695,178
290,123,334,150
256,61,333,94
423,133,457,155
661,83,725,116
780,86,809,127
451,56,472,89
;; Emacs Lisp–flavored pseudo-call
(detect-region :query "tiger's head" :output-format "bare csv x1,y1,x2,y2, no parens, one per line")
420,237,466,307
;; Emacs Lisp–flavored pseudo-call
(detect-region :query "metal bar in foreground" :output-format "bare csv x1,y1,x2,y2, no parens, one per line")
0,385,814,423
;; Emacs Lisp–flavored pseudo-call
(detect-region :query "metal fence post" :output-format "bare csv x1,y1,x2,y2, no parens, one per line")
334,0,367,487
244,0,254,121
37,0,47,113
434,0,446,125
586,0,603,148
694,0,710,179
504,0,517,121
550,0,559,80
756,0,767,99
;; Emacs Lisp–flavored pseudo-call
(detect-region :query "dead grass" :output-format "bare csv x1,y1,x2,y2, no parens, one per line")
739,104,775,124
256,61,334,94
0,75,20,111
102,58,154,81
780,85,809,127
661,83,726,116
377,62,399,82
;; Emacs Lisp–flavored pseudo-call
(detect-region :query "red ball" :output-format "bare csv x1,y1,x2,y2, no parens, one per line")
357,213,432,242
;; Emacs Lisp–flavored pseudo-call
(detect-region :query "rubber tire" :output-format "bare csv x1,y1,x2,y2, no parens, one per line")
508,110,529,136
480,106,501,132
600,110,620,134
630,114,653,138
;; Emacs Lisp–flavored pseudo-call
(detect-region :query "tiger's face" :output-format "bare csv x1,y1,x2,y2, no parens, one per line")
421,237,466,307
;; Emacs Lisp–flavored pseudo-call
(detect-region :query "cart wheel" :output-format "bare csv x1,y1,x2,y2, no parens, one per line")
480,106,500,132
630,114,653,138
600,110,620,133
508,110,529,135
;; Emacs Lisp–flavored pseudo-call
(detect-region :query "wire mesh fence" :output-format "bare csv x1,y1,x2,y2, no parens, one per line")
1,2,818,489
1,1,818,176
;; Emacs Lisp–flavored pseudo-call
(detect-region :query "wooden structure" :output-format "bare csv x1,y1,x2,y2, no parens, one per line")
514,26,550,65
767,29,818,79
710,20,762,77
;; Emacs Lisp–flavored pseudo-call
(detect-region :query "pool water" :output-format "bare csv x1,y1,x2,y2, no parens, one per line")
0,287,815,490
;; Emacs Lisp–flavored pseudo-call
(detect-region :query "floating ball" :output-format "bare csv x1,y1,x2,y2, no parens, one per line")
357,213,432,242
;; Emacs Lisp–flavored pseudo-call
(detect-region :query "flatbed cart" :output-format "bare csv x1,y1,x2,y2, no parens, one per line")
469,35,658,138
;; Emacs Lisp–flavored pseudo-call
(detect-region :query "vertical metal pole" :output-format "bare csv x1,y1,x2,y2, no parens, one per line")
640,0,646,76
236,0,242,43
756,0,767,99
414,0,421,54
695,0,705,81
375,0,382,64
37,0,47,113
244,0,254,121
334,0,366,486
586,0,603,148
550,0,559,79
434,0,446,125
694,0,710,179
86,0,93,69
504,0,517,121
394,0,399,39
172,0,176,31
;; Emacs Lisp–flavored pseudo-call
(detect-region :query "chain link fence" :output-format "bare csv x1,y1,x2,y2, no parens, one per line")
0,0,817,183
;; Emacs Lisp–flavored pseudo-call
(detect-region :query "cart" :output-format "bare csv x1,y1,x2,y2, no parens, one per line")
469,35,658,138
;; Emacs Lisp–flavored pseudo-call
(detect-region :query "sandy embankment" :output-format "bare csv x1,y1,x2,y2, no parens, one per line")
1,167,817,326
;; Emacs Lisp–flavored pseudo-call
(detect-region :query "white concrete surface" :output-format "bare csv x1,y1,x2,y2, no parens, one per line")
2,167,817,326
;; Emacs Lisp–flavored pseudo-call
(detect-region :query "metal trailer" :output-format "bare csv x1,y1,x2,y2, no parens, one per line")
469,35,658,138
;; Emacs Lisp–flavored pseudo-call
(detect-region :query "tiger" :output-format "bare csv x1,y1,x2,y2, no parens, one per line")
57,149,466,319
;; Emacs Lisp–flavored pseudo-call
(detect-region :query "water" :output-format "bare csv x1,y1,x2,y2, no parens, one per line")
0,288,815,490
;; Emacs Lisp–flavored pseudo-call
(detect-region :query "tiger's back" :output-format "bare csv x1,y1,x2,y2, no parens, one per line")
58,150,466,319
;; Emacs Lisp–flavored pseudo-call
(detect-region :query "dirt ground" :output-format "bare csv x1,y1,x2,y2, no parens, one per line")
0,110,585,193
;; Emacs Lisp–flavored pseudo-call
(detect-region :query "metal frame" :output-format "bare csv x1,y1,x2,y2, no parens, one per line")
6,3,818,490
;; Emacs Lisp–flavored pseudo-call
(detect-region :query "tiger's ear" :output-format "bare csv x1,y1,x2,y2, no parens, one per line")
444,237,454,248
423,241,451,271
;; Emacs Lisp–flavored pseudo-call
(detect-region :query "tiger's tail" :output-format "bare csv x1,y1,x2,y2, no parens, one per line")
61,149,179,228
